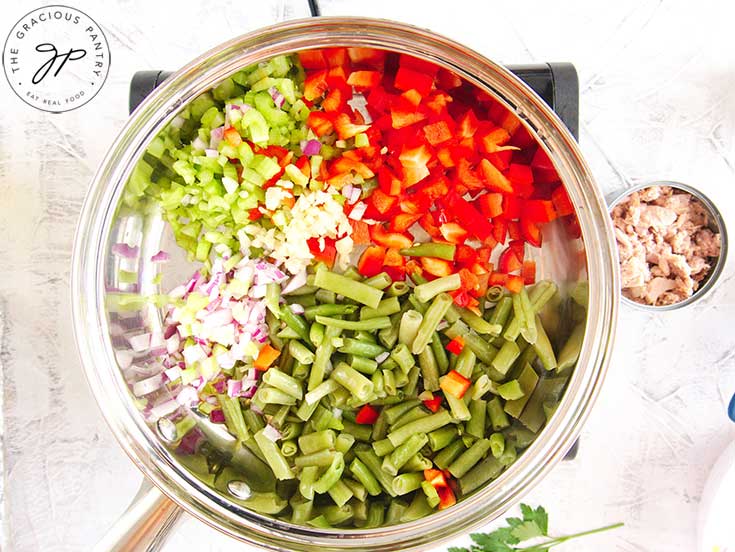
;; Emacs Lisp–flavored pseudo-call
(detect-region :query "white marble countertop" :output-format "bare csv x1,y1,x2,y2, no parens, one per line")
1,0,734,550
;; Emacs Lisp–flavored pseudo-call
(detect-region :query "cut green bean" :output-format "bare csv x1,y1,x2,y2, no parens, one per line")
372,439,395,459
448,438,491,478
487,397,510,430
387,410,453,447
365,502,385,528
349,458,382,496
290,496,314,523
417,346,440,392
298,429,336,454
254,428,294,480
491,339,520,376
412,293,453,355
444,320,498,365
445,391,471,421
360,297,401,320
281,439,298,457
313,451,345,494
403,452,432,472
532,314,557,370
265,282,281,318
385,500,408,525
255,386,297,406
454,346,477,378
391,405,428,430
503,280,557,342
363,272,392,290
497,380,523,400
390,343,416,374
557,320,584,372
384,400,421,425
428,425,458,451
392,472,425,495
400,242,456,261
314,268,383,309
331,363,374,402
338,338,386,357
430,332,449,374
465,399,487,439
217,394,249,442
433,439,466,470
383,369,396,396
382,433,427,475
504,362,539,418
489,432,505,458
344,478,367,502
398,310,423,347
457,307,502,336
279,305,312,345
486,285,505,302
298,466,319,499
327,479,353,506
413,274,461,303
295,449,336,468
308,325,342,391
349,355,378,375
304,304,358,320
458,455,503,495
421,480,440,507
401,492,433,522
316,315,391,331
354,447,397,497
387,281,410,297
336,433,356,455
262,369,303,400
304,379,340,406
341,419,373,442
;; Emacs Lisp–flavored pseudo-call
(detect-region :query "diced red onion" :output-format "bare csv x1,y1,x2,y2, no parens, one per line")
165,366,182,382
183,344,206,366
349,186,362,204
112,243,140,259
217,351,236,370
376,351,390,364
205,148,218,158
168,285,187,300
205,395,219,405
227,379,242,397
269,87,285,108
151,250,170,263
115,350,134,370
210,126,224,149
250,402,263,415
147,346,168,358
176,427,204,455
166,333,180,353
342,184,354,200
150,399,179,419
281,271,307,294
133,374,165,397
348,201,367,221
202,308,233,328
262,424,282,442
213,379,227,393
254,261,287,285
209,409,226,424
171,115,186,129
128,333,151,352
249,284,267,299
301,139,321,156
242,384,258,399
176,386,199,407
185,271,202,294
246,368,258,381
436,320,449,331
290,303,304,315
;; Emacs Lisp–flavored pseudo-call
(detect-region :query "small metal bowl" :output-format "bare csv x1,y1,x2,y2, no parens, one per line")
607,180,728,311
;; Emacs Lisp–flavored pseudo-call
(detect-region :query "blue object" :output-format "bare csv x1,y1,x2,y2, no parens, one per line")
728,393,735,423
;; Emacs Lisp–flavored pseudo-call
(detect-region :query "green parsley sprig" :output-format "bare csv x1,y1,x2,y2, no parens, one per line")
448,504,623,552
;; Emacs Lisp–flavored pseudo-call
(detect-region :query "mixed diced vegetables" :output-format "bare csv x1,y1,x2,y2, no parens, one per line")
114,47,586,528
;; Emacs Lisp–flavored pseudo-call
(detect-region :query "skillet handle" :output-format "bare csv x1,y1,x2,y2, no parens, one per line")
93,479,182,552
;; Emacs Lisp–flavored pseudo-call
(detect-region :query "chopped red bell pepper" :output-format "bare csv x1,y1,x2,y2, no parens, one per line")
455,158,484,192
355,404,380,424
507,163,534,187
498,247,522,273
445,336,465,355
389,213,422,233
479,127,511,153
303,69,329,101
298,49,327,69
436,147,455,168
321,87,347,113
422,394,443,413
357,245,386,277
384,265,406,282
492,217,507,245
486,149,513,171
564,214,582,239
306,111,334,137
458,268,479,294
424,468,448,489
401,89,423,108
347,70,382,90
551,185,575,217
369,189,398,215
443,191,494,241
370,224,414,249
420,257,453,277
489,272,507,286
377,166,403,196
349,219,371,245
394,66,434,97
323,47,349,68
524,199,557,223
307,237,337,268
384,247,405,267
419,213,441,238
437,485,457,510
522,260,536,285
440,370,471,399
439,222,468,244
248,207,263,221
454,244,478,266
333,113,371,140
223,127,242,147
347,47,386,68
478,158,513,193
457,110,479,138
505,274,524,293
520,217,543,247
478,192,504,219
502,195,522,220
507,220,521,241
399,54,439,78
508,239,525,260
390,101,427,130
422,120,453,145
